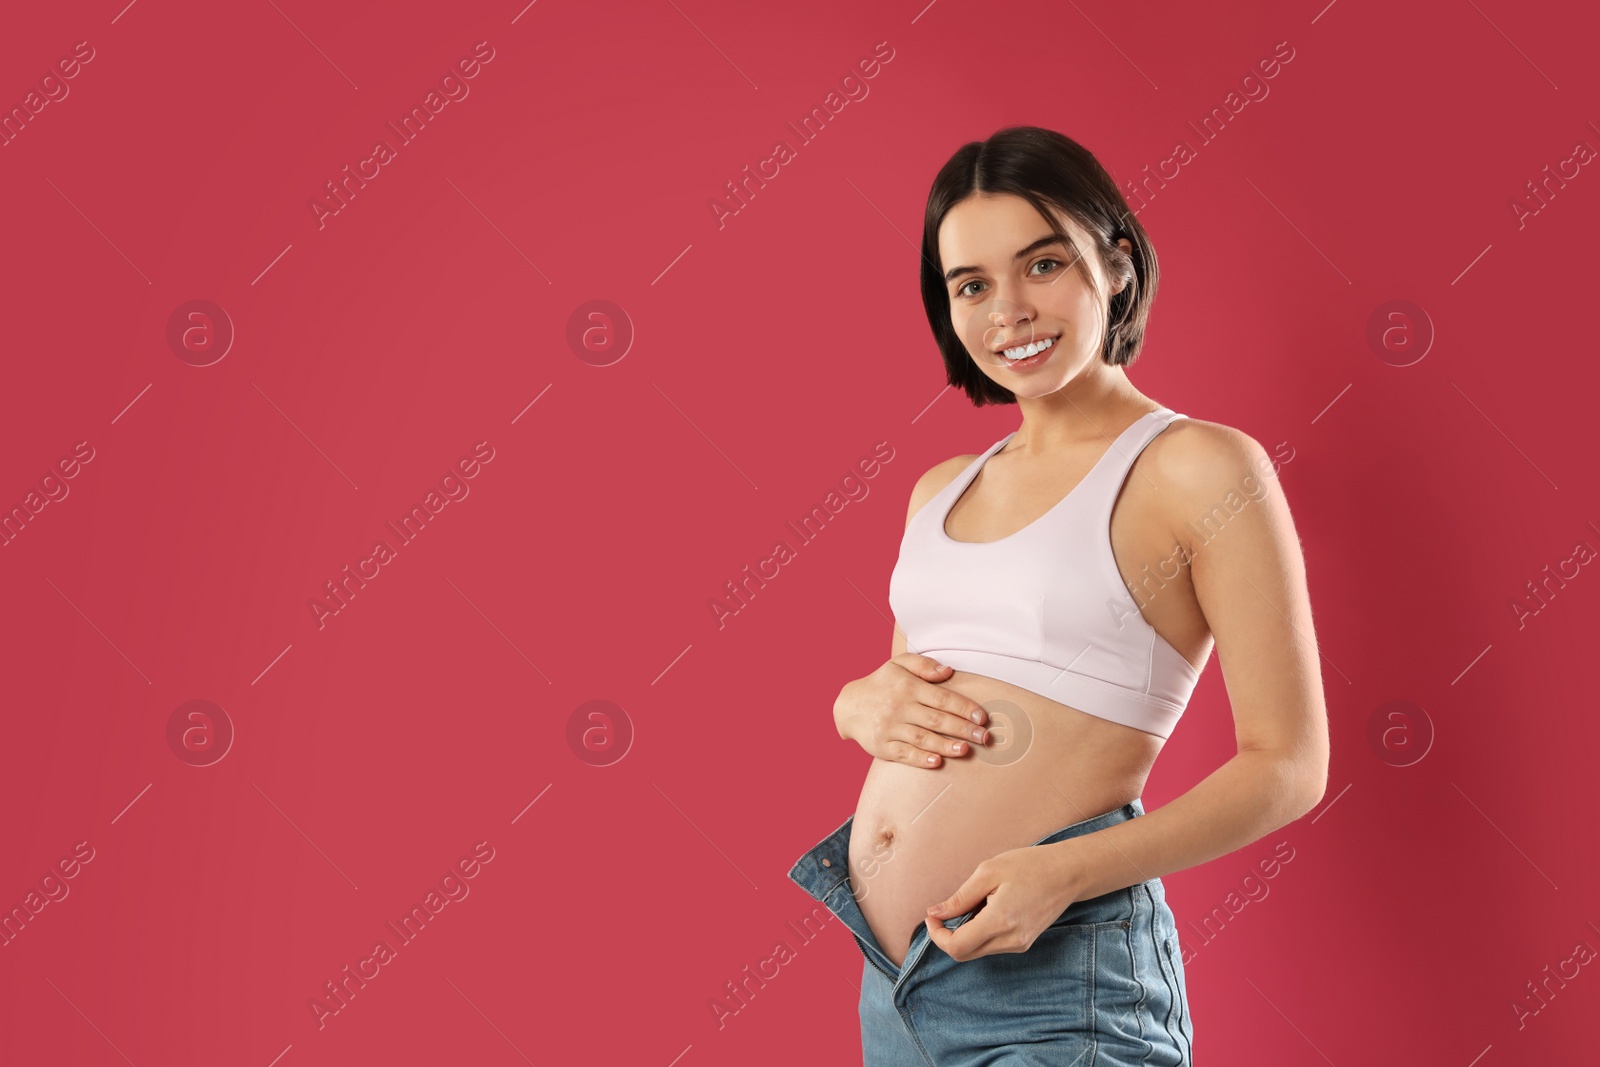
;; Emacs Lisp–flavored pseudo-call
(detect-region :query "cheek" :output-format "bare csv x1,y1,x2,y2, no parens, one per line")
950,305,984,351
1073,281,1111,323
1045,276,1092,315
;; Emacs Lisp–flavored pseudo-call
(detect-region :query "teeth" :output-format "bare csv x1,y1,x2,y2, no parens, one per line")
1002,337,1054,360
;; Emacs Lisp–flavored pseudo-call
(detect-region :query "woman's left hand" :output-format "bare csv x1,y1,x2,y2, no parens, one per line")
921,844,1082,962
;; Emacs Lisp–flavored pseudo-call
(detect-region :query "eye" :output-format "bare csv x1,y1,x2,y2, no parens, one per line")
955,279,985,299
1031,257,1062,277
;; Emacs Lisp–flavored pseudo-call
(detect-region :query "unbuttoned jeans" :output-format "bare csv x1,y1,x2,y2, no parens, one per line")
787,798,1195,1066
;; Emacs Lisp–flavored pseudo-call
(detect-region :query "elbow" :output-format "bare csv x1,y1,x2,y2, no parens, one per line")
1240,731,1329,822
1296,777,1326,820
1248,743,1327,821
1280,718,1330,819
1291,749,1329,819
1241,729,1331,825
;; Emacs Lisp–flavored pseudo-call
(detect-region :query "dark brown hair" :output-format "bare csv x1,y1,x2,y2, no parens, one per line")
919,126,1158,406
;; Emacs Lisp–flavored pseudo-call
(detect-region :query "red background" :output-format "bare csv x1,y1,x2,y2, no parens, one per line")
3,0,1598,1063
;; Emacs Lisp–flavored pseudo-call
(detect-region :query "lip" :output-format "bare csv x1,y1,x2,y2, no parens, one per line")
992,334,1059,370
991,333,1060,356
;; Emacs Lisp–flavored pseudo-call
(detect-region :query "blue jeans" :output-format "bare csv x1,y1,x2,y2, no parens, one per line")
787,798,1195,1065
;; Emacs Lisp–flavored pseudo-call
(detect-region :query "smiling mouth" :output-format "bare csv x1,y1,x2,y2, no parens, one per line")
998,336,1056,363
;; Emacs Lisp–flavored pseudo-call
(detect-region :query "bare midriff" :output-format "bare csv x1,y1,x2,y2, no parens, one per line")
847,669,1165,969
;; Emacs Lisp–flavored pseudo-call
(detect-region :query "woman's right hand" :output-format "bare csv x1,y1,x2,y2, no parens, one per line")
834,655,991,768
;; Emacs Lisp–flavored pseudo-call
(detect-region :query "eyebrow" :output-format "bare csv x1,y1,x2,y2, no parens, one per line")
943,233,1068,284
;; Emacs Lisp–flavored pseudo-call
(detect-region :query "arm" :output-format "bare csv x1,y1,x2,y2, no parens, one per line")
1040,424,1330,902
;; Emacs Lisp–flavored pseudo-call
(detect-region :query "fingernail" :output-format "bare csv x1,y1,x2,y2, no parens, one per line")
970,711,983,723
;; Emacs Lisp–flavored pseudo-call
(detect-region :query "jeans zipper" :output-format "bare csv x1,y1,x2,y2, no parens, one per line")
853,932,899,983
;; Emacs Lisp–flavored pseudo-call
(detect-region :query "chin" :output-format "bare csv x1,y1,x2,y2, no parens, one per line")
1002,364,1074,394
1010,379,1071,398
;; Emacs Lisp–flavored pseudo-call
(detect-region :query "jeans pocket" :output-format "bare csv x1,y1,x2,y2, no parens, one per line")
1161,933,1195,1058
1049,883,1139,931
1067,884,1192,1065
1081,917,1158,1058
1142,883,1193,1065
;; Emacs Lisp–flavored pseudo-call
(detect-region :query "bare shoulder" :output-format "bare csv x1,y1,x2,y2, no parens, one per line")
1138,416,1295,545
1142,415,1273,483
903,449,984,527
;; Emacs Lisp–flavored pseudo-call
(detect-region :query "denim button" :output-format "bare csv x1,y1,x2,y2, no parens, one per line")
822,858,832,867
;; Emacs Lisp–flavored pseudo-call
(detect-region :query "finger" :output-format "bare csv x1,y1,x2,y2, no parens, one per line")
887,739,944,769
898,654,955,680
910,705,990,747
923,909,1004,962
914,681,987,727
897,723,972,760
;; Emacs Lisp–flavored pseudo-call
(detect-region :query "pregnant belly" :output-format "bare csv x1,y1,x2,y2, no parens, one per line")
848,670,1163,969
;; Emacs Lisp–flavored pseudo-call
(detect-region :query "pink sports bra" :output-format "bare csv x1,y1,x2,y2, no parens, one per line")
887,407,1202,739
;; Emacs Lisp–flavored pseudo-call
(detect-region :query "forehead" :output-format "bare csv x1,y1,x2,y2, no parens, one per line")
937,193,1087,264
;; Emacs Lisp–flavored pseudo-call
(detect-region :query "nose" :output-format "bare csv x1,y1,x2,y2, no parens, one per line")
989,308,1031,329
982,296,1035,346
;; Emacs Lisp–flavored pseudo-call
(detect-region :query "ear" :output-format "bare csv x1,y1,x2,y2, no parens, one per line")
1110,237,1134,294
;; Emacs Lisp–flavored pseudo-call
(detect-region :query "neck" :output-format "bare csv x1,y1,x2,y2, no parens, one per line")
1010,365,1154,451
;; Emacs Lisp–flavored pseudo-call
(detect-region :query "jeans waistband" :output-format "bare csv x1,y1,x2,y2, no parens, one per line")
1030,796,1145,846
786,797,1147,984
788,797,1145,903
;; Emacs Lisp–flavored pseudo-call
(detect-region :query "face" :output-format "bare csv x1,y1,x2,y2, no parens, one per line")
937,193,1132,398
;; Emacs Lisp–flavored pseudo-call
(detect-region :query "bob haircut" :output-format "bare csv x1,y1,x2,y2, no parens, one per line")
919,126,1159,407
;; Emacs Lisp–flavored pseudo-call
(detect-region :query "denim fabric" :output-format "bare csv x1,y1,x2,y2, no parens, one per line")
787,798,1195,1065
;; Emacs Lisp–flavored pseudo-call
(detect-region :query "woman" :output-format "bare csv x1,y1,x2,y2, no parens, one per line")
788,126,1329,1065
